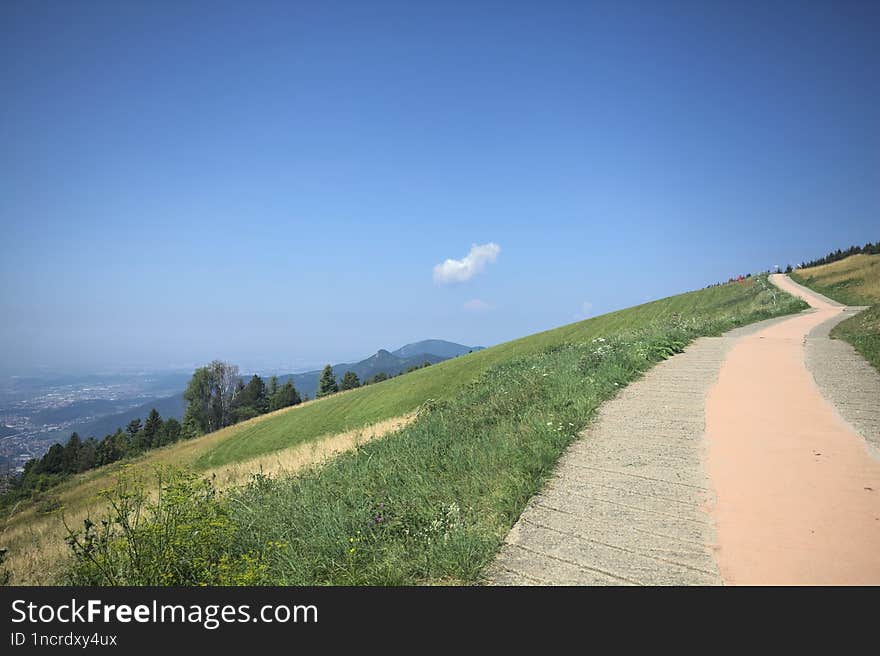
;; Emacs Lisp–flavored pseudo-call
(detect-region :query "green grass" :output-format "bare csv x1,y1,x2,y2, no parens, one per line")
829,306,880,370
64,276,808,585
198,276,800,469
791,253,880,370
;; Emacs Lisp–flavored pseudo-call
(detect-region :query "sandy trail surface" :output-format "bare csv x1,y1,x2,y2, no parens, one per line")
705,274,880,585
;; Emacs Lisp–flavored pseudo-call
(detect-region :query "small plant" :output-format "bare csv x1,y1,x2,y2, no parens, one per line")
63,467,271,585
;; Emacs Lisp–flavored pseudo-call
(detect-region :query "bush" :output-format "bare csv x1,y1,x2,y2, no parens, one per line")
63,468,274,585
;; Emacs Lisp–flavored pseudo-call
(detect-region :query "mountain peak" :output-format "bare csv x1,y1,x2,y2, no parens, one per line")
392,339,483,359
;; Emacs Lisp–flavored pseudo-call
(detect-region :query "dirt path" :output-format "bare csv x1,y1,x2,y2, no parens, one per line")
705,274,880,585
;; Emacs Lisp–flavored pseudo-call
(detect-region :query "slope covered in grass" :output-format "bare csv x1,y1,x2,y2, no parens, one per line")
791,253,880,370
197,275,801,468
58,275,808,585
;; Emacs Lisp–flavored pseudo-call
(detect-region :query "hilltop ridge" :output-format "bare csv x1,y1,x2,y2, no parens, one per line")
279,339,482,398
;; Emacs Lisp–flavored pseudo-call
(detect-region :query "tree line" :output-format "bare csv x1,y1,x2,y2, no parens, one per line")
0,361,304,508
181,361,303,433
0,409,185,509
315,360,434,398
1,357,436,508
796,241,879,270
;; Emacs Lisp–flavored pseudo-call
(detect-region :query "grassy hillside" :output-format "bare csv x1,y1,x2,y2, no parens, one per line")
9,274,809,586
197,276,806,469
791,253,880,369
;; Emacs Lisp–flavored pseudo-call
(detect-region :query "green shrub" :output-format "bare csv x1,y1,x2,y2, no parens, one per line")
63,468,273,585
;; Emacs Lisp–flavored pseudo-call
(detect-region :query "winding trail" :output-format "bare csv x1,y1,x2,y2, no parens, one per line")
489,275,880,585
705,274,880,584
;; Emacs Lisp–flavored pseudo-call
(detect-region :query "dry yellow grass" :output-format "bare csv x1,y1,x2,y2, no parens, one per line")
793,253,880,305
205,414,415,489
0,412,413,585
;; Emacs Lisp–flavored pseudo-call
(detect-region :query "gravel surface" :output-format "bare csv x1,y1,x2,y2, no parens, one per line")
805,309,880,458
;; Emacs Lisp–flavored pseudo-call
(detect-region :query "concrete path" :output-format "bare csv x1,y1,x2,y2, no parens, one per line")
489,275,880,585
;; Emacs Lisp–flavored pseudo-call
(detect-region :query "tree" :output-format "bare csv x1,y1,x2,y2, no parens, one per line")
161,418,182,446
340,371,360,391
96,429,127,466
317,365,338,397
60,433,82,474
267,375,279,398
274,381,301,409
76,438,98,472
182,361,241,434
125,418,143,448
236,375,268,417
265,375,281,411
39,443,65,475
140,409,163,450
182,367,212,436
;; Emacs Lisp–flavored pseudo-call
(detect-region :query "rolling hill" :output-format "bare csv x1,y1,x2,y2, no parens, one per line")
43,340,480,443
279,339,480,398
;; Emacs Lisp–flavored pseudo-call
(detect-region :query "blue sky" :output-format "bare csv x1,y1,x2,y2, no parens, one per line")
1,1,878,376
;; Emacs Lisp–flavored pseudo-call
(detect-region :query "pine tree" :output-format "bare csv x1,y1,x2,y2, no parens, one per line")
317,365,338,397
239,375,268,414
161,418,182,445
60,432,83,474
39,443,66,475
276,381,302,408
76,438,98,472
340,371,360,391
125,418,143,446
141,408,163,450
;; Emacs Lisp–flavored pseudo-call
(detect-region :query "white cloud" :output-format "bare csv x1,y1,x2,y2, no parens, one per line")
463,299,491,312
433,242,500,284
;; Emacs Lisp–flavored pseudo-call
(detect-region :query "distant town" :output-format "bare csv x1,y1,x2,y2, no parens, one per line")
0,372,190,474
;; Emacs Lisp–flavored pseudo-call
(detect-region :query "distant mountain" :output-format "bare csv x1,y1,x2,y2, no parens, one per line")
280,340,482,399
74,394,186,439
392,339,483,359
58,340,481,438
